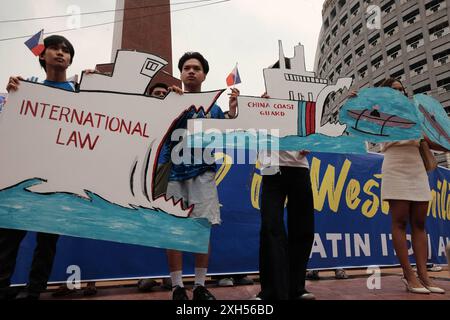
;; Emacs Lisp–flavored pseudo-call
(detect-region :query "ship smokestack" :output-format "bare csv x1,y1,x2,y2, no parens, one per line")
278,40,286,70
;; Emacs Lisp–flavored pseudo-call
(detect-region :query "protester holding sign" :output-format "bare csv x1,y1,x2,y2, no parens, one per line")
160,52,237,300
0,35,75,300
378,78,448,294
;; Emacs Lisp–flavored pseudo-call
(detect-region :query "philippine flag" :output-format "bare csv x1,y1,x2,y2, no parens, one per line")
226,64,242,87
24,29,45,56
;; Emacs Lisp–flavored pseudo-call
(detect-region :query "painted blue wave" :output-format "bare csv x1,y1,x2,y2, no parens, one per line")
0,179,210,253
189,132,367,154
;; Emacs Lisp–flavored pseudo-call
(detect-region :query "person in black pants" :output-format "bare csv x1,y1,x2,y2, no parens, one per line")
1,34,76,300
257,151,315,300
0,229,59,299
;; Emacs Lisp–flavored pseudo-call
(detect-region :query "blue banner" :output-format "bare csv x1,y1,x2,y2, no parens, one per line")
11,152,450,284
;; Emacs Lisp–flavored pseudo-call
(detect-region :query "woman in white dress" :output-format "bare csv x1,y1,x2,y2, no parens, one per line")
379,78,447,294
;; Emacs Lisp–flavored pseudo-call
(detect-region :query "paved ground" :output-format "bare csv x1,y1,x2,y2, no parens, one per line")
40,267,450,300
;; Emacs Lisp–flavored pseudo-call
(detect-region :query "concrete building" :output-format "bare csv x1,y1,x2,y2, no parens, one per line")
314,0,449,164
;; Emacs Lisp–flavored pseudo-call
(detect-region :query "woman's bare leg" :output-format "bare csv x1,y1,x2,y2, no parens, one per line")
389,200,423,288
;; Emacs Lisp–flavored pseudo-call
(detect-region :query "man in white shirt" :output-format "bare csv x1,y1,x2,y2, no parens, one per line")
257,149,315,300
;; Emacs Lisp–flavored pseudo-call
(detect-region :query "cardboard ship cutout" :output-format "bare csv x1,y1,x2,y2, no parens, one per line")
0,50,222,252
187,42,426,153
187,42,365,154
263,41,353,137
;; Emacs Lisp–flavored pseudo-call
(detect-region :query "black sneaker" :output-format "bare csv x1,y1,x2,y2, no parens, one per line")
233,275,254,286
162,278,172,291
137,279,159,292
83,282,98,296
193,285,216,300
305,270,320,280
14,291,40,300
172,286,189,300
0,287,19,300
52,284,76,297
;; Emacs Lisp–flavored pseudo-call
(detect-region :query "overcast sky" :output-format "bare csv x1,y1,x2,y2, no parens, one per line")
0,0,325,108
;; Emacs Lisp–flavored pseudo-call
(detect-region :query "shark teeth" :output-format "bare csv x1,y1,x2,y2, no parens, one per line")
151,196,193,218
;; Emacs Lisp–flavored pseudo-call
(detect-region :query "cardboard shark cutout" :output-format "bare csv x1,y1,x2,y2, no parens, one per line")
414,94,450,150
339,87,422,142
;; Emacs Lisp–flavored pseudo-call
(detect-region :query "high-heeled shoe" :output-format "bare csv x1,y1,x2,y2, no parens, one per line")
418,279,446,294
401,277,431,294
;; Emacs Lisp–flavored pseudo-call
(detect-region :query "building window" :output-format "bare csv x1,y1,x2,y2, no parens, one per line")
406,34,424,52
330,8,337,20
332,24,338,37
425,0,446,16
391,69,405,82
403,8,420,27
387,44,402,61
342,34,350,47
371,55,384,71
356,44,365,58
351,2,360,17
334,44,340,56
340,14,348,27
437,77,450,92
353,23,363,37
384,21,398,37
410,59,428,77
413,84,431,94
344,54,353,66
433,49,450,67
381,0,395,15
336,63,342,75
374,78,385,87
358,65,368,79
429,21,450,41
369,33,380,48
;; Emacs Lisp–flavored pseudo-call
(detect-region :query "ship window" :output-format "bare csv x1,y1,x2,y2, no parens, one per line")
289,91,295,100
413,84,431,94
146,61,158,71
